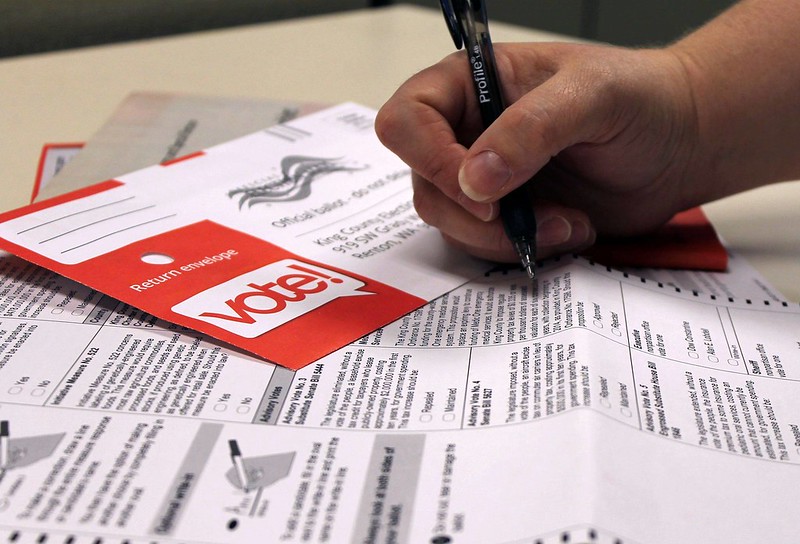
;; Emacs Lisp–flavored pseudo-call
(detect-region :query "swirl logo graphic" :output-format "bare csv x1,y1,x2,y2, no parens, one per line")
228,155,364,209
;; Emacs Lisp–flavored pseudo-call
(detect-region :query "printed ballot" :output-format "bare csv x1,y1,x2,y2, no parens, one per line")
2,104,797,541
0,251,798,543
0,104,483,369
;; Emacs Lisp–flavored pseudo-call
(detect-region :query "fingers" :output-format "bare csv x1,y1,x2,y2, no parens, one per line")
376,54,476,199
412,173,508,260
378,44,623,211
377,54,504,224
413,173,596,262
379,43,621,264
458,46,619,202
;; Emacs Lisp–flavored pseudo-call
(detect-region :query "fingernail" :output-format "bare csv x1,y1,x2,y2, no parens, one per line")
457,192,496,221
459,151,511,201
570,219,596,248
537,216,572,246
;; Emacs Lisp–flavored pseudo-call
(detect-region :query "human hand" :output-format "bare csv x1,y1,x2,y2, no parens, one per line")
376,42,706,264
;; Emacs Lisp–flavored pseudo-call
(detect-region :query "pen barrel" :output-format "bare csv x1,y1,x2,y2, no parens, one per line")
455,0,505,124
451,0,539,270
500,183,537,239
464,30,505,126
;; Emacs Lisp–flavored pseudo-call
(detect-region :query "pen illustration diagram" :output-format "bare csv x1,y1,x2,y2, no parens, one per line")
225,439,295,491
224,438,295,529
0,419,65,489
228,439,250,492
0,421,8,472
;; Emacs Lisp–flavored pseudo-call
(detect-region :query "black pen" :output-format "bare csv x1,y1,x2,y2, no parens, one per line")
0,420,8,470
229,439,250,492
439,0,538,279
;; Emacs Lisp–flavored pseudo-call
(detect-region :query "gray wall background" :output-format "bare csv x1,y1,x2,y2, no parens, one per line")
0,0,370,57
1,0,738,58
402,0,737,46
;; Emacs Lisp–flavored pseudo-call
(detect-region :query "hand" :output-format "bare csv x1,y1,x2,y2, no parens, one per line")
376,42,705,263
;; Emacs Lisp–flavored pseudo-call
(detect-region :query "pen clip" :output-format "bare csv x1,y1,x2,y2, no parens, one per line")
439,0,463,49
439,0,493,50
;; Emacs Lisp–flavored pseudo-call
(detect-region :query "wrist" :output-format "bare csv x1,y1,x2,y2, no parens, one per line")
663,43,732,206
667,0,800,203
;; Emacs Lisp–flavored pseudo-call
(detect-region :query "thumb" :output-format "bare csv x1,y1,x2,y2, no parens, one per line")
458,69,613,202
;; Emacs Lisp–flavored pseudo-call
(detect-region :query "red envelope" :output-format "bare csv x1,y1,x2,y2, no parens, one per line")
582,207,728,271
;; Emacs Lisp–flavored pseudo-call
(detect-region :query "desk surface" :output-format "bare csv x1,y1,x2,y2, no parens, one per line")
2,5,799,301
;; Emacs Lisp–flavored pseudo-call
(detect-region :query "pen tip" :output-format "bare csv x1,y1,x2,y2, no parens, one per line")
525,264,536,280
511,238,537,281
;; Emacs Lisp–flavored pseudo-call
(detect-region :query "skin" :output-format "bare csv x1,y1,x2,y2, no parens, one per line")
375,0,800,264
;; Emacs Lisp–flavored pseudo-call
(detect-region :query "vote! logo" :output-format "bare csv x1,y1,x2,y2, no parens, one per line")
172,259,374,338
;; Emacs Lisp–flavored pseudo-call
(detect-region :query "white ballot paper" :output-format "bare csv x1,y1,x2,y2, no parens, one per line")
1,251,799,543
0,103,482,370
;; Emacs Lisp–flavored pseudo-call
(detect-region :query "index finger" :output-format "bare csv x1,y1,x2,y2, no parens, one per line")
375,53,483,202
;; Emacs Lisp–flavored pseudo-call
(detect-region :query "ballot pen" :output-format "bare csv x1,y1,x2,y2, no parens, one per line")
229,439,250,492
0,420,9,469
439,0,538,279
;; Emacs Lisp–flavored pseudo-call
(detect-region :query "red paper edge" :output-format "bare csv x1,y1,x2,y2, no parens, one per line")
32,142,85,203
